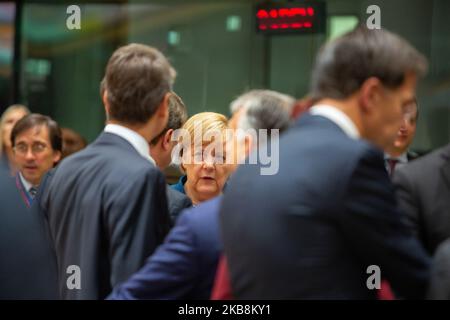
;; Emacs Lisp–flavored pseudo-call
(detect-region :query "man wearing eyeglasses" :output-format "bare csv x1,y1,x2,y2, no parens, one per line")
384,99,419,176
11,113,62,207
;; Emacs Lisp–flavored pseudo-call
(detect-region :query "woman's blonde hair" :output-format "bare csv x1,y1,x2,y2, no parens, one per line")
182,112,228,142
0,104,30,156
177,112,228,168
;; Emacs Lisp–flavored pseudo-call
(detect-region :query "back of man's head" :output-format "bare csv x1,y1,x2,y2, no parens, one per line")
230,89,295,134
102,43,176,125
310,26,427,100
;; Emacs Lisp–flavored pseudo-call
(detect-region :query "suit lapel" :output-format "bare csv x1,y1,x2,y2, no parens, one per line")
15,173,32,208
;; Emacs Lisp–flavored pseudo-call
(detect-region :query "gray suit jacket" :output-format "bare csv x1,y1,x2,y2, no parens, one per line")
41,132,172,299
393,143,450,254
428,238,450,299
166,187,192,223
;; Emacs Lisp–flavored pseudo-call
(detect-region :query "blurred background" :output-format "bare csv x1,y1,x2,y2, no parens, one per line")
1,0,450,153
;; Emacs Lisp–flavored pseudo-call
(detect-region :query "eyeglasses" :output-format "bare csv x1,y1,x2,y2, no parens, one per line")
14,142,48,155
402,100,417,115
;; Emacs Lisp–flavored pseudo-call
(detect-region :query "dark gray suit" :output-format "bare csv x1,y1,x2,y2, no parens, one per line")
41,132,172,299
0,165,58,299
166,187,192,223
427,238,450,299
393,143,450,254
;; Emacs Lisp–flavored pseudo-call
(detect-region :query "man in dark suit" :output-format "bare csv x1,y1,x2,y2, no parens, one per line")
427,238,450,299
393,143,450,255
99,81,190,223
166,187,192,223
219,27,431,299
41,44,174,299
384,98,419,176
11,114,62,207
149,91,191,222
108,89,295,299
0,162,58,299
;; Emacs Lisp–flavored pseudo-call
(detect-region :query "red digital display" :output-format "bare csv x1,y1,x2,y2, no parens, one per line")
255,1,326,34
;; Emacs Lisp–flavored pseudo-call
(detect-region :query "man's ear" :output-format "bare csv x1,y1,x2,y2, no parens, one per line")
291,96,315,120
244,135,253,158
102,90,111,119
358,77,382,114
53,151,62,166
162,129,174,150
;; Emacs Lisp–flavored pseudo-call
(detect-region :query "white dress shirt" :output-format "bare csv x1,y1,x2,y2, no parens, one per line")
104,124,156,165
384,151,409,175
19,172,37,197
309,104,360,139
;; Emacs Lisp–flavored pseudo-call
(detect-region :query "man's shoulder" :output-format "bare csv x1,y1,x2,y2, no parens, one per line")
282,125,378,178
177,197,222,230
397,144,450,177
166,187,192,220
288,114,375,157
48,145,163,204
58,138,159,176
167,186,189,202
174,197,222,252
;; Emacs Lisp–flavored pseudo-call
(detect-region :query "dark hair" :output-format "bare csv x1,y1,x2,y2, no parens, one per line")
11,113,62,152
102,43,176,124
150,92,187,145
310,25,428,100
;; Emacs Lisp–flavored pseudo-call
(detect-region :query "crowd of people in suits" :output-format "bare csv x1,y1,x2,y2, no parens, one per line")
1,25,450,300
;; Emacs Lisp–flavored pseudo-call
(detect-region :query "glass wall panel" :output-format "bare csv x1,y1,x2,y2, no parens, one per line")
15,0,450,152
0,2,15,112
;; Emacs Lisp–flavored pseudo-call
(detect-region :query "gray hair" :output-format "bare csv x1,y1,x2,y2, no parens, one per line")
310,26,428,100
230,89,295,135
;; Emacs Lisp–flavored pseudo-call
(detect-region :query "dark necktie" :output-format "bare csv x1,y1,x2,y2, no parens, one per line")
29,186,38,199
387,158,398,176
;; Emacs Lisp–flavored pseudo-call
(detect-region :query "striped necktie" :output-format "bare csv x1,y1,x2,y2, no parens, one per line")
29,186,38,199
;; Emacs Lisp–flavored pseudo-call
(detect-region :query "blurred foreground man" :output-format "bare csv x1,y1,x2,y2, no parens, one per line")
220,27,431,299
41,44,174,299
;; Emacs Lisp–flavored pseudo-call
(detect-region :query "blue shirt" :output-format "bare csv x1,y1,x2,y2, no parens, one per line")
171,175,187,194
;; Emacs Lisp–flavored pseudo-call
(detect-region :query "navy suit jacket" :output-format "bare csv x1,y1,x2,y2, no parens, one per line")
220,113,431,299
108,196,222,300
0,165,58,299
41,132,172,299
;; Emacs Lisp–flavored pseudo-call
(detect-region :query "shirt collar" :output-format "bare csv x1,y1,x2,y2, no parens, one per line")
309,104,360,139
104,124,156,165
384,152,408,164
19,172,35,192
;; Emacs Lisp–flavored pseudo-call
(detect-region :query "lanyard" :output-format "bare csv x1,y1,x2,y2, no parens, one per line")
15,174,32,208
